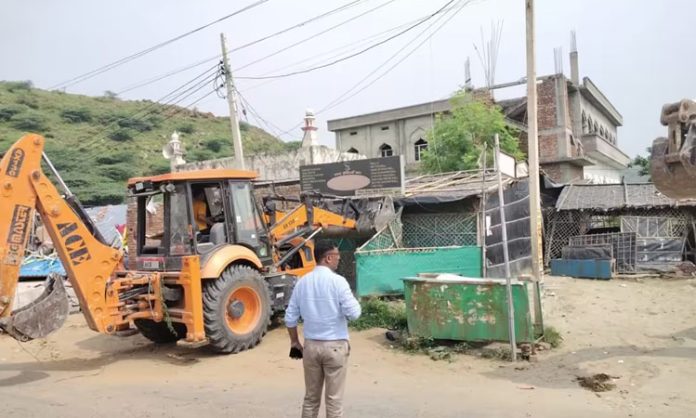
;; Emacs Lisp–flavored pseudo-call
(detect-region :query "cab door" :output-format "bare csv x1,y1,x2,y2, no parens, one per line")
227,181,271,262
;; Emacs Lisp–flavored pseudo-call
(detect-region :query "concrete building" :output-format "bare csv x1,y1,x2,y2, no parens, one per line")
327,39,630,184
179,110,365,181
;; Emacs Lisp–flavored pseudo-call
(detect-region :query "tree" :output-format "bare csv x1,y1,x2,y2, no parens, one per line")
628,147,652,179
420,91,524,173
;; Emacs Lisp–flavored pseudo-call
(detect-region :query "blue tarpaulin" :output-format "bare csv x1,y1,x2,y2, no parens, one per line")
19,204,126,280
19,257,66,278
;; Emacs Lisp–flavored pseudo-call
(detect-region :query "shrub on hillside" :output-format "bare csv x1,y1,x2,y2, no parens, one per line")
96,151,135,165
115,115,155,132
15,93,39,109
205,138,225,153
102,164,132,181
0,104,28,121
61,107,93,123
4,80,33,92
177,123,195,134
11,111,48,131
108,128,134,142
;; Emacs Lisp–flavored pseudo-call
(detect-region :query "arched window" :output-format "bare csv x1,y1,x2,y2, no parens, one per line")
379,143,393,157
599,126,605,138
414,138,428,161
346,147,359,154
587,116,594,133
581,111,588,133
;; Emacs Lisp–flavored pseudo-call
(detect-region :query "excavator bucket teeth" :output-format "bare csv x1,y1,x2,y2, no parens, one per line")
0,273,70,342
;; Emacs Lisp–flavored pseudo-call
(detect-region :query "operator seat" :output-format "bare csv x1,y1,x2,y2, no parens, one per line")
209,223,227,245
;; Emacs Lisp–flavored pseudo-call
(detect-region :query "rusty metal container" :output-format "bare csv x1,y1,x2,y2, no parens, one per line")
403,276,535,343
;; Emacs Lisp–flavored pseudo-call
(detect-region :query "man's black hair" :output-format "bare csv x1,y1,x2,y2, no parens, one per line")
314,240,337,262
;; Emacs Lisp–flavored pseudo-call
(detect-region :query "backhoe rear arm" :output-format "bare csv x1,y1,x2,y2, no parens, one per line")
0,134,122,332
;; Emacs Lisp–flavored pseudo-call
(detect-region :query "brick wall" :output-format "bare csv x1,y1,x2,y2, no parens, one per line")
125,196,164,269
537,78,558,132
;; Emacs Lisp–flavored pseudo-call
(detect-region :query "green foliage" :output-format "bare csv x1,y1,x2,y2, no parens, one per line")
542,326,563,348
0,104,28,121
284,141,302,152
102,164,133,181
108,128,134,142
420,91,524,174
204,138,225,153
0,80,284,205
109,114,156,132
4,80,33,92
61,107,93,123
15,93,39,109
11,111,48,131
177,123,195,134
349,298,407,331
95,151,135,165
628,147,652,178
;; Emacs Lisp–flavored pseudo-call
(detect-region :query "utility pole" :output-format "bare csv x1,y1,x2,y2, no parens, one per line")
526,0,544,332
220,33,245,169
495,134,516,361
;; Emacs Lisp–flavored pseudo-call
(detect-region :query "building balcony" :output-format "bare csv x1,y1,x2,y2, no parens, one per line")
581,133,630,169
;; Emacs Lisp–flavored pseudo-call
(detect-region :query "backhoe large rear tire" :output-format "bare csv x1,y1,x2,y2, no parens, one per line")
134,319,187,344
203,265,271,354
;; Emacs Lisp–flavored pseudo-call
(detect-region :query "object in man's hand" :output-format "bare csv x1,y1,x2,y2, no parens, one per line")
289,346,303,359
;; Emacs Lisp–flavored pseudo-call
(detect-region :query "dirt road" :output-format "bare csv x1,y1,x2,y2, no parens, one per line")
1,276,695,417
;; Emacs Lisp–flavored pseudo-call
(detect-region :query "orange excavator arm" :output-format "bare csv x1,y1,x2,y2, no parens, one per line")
0,134,122,339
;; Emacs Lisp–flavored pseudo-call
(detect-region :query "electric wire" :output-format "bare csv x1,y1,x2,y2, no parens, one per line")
235,0,457,81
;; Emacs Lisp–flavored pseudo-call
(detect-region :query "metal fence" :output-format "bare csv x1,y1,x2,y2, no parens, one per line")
545,208,695,268
401,212,478,248
568,232,637,273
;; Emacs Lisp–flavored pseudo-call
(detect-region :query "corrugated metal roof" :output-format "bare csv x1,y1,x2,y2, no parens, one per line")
555,183,696,211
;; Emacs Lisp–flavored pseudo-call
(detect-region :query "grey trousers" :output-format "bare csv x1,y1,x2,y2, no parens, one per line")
302,339,350,418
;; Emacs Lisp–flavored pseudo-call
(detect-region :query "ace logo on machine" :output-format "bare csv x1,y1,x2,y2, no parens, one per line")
5,148,25,177
57,222,92,266
5,205,32,265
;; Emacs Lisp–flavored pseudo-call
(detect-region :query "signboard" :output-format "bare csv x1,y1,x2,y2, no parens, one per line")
300,156,404,197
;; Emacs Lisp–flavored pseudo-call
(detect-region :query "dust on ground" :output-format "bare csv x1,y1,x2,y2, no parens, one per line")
1,276,695,417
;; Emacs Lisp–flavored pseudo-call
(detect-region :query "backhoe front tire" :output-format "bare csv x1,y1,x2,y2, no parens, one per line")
203,265,271,354
134,319,187,344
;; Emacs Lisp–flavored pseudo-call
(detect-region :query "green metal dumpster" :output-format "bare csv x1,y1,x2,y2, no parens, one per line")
403,276,535,343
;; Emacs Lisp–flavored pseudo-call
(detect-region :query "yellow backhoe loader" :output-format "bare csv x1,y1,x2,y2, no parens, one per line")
0,134,391,353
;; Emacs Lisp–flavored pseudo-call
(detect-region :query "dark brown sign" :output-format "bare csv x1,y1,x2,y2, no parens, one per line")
300,156,404,197
5,148,25,177
5,204,31,265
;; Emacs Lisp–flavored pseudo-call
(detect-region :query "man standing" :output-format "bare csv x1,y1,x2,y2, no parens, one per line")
285,240,362,418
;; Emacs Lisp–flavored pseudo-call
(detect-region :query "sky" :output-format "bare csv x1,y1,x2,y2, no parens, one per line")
1,0,694,159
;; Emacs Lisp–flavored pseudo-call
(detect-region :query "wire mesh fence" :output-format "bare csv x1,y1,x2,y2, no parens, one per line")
568,232,637,273
545,208,696,269
401,212,478,248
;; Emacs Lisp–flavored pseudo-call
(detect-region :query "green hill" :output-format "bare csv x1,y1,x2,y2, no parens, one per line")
0,80,299,205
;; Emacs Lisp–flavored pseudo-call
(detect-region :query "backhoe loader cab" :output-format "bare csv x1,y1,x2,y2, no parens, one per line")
128,170,272,271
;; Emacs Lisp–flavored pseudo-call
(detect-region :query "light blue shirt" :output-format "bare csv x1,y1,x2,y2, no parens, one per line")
284,266,361,341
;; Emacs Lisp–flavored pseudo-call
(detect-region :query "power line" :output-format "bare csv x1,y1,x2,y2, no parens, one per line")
80,65,224,154
236,0,457,80
319,1,471,114
50,0,271,90
237,14,432,94
275,0,470,138
112,0,370,96
117,55,221,95
236,90,286,138
233,0,396,73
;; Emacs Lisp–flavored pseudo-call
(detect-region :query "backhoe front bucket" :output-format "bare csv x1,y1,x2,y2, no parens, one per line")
0,274,70,342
